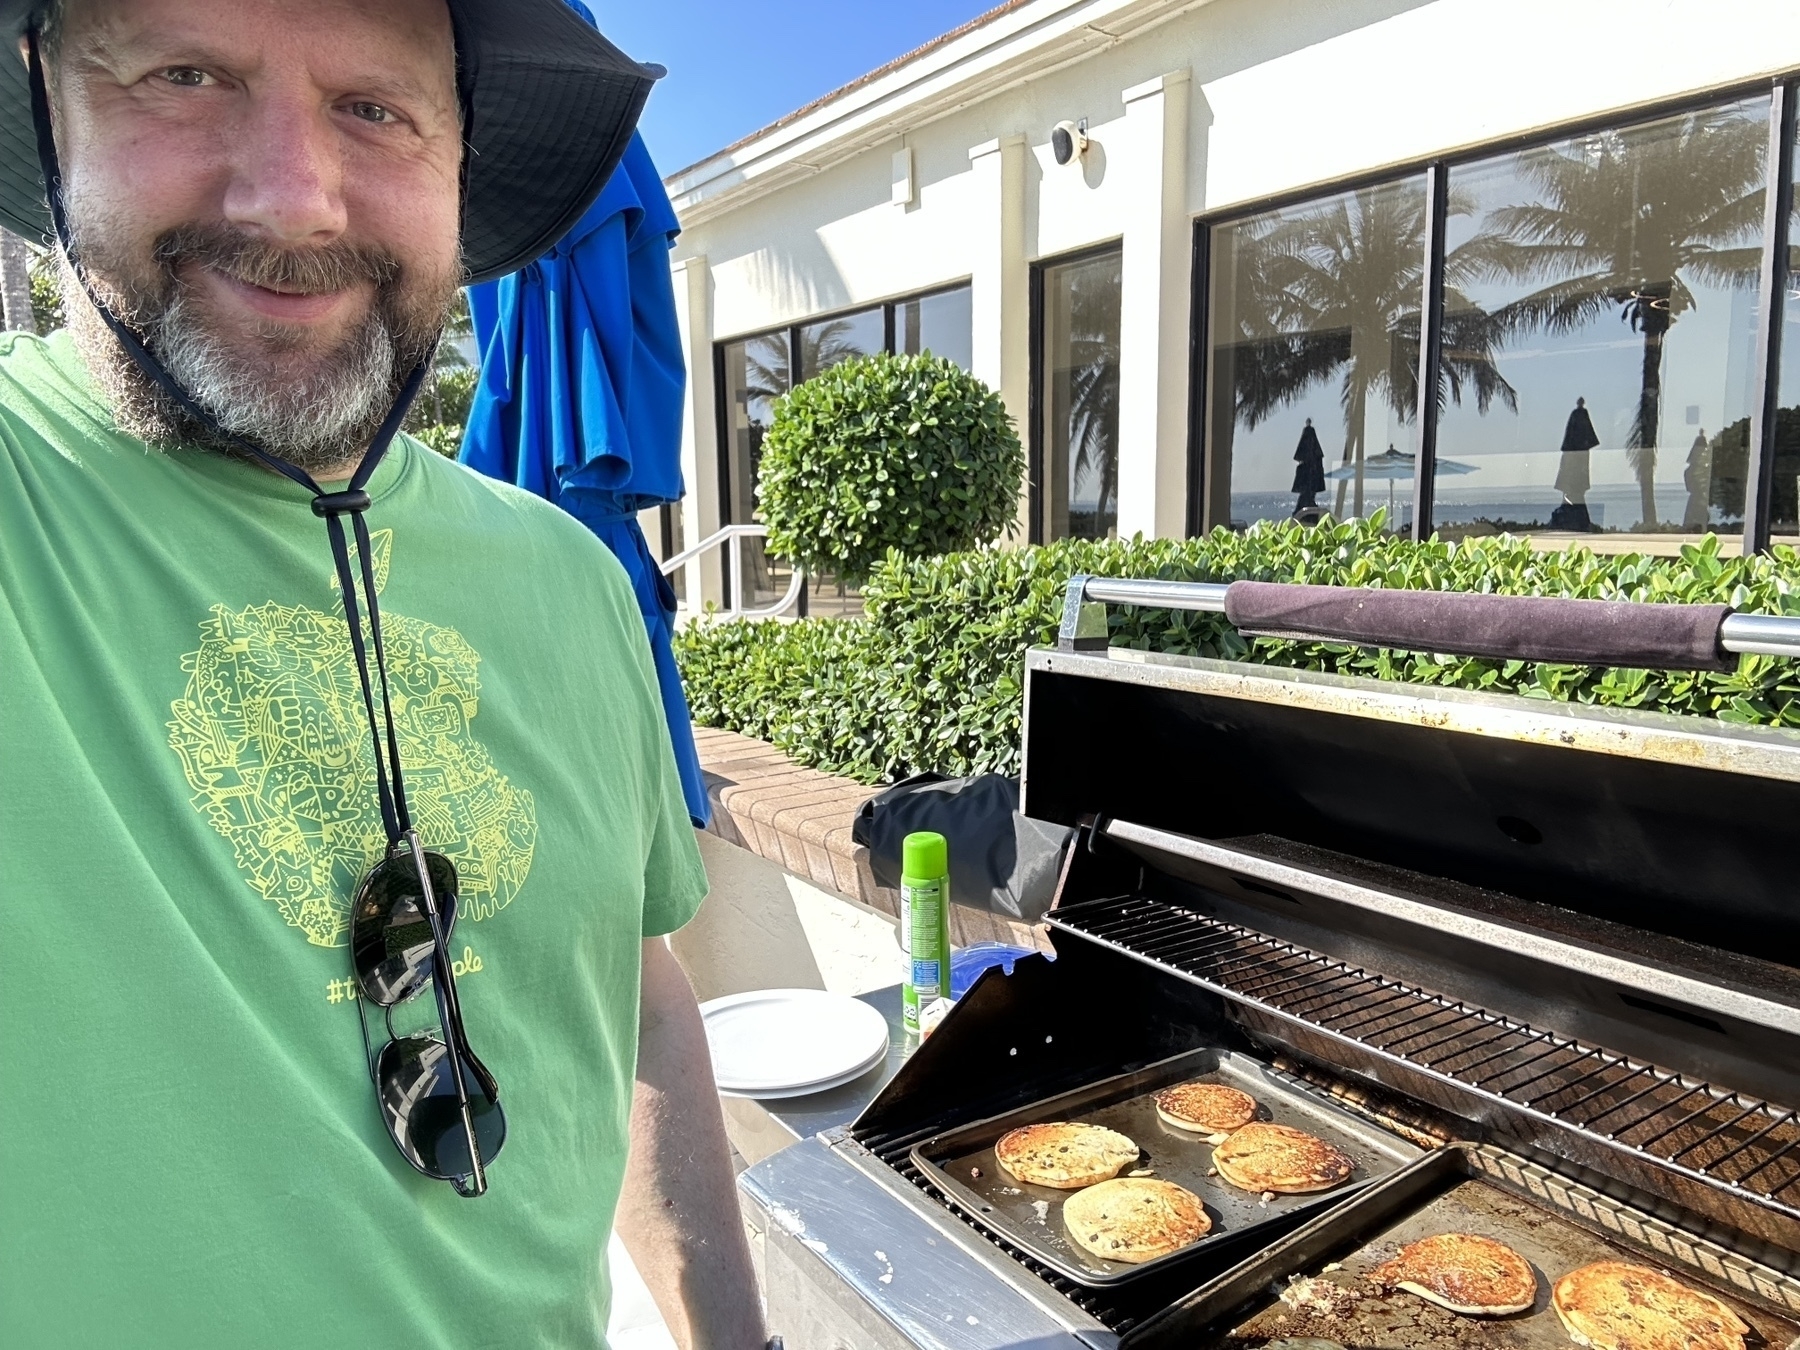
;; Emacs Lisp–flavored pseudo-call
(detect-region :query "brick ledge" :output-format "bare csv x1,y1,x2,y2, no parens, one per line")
694,725,1048,951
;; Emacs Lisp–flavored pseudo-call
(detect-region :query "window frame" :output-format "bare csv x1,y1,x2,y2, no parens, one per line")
709,281,977,603
710,279,975,529
1190,71,1800,550
1029,239,1125,545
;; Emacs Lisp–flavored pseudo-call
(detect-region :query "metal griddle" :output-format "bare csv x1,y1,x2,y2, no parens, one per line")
1127,1143,1800,1349
911,1047,1422,1288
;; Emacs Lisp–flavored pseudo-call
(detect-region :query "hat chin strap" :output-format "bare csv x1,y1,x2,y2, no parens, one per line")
24,25,430,847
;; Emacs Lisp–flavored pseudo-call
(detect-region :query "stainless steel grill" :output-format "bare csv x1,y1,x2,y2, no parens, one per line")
745,583,1800,1349
1049,891,1800,1217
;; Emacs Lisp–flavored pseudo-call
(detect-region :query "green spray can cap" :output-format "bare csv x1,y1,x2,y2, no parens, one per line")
902,830,947,881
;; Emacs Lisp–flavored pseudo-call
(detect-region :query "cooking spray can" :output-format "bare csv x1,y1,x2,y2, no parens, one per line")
900,831,950,1035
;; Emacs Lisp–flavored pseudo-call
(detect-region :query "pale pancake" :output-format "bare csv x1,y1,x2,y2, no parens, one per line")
1371,1233,1537,1316
1212,1121,1353,1194
1063,1178,1211,1264
994,1122,1141,1190
1153,1081,1258,1141
1551,1261,1749,1350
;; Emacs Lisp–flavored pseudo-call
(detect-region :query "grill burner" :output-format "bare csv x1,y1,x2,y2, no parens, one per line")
1051,891,1800,1218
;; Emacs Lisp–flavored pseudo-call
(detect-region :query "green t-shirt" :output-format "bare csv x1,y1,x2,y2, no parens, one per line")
0,332,708,1346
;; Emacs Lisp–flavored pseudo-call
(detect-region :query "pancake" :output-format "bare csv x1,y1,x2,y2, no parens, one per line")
1551,1261,1749,1350
1370,1233,1537,1316
1211,1121,1354,1194
1153,1081,1258,1141
994,1122,1141,1190
1063,1177,1211,1264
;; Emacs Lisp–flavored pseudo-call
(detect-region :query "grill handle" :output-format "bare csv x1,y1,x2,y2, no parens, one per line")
1058,574,1800,669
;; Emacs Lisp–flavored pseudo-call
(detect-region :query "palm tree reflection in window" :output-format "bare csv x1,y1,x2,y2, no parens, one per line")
1216,180,1513,526
1044,251,1123,539
1470,107,1768,530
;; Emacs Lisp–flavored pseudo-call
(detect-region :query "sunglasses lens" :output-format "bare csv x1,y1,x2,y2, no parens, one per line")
351,851,459,1005
376,1035,506,1181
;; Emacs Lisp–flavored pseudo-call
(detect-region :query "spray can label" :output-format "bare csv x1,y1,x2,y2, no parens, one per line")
901,874,946,1034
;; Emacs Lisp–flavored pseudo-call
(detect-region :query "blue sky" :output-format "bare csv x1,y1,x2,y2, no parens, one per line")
594,0,1000,175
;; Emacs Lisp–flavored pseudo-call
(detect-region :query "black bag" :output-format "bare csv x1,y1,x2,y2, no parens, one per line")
852,774,1073,924
1548,501,1592,532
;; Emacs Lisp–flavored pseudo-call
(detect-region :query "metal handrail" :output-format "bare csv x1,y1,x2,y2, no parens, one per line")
660,523,804,620
1059,573,1800,661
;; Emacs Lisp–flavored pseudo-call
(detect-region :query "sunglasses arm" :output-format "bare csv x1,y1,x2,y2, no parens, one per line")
405,829,489,1197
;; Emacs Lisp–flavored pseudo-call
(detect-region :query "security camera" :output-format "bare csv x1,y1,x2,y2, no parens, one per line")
1051,119,1088,166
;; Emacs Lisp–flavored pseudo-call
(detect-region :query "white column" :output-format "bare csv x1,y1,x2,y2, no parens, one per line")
967,134,1031,541
1114,69,1192,540
671,254,723,611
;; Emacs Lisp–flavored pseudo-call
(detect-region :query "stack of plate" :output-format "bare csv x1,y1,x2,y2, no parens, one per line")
700,988,891,1099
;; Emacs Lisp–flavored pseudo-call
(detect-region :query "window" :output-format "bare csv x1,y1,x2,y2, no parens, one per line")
712,284,974,609
897,287,973,370
1194,85,1798,554
1037,246,1122,541
1767,118,1800,541
658,503,685,604
796,306,885,382
716,333,794,608
1204,180,1426,534
1433,97,1771,544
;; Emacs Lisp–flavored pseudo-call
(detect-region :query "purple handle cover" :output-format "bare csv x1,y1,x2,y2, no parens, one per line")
1222,581,1733,672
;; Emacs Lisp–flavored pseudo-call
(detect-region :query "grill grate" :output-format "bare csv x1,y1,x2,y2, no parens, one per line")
1050,893,1800,1217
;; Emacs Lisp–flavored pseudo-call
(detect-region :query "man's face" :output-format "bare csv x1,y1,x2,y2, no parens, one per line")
49,0,463,474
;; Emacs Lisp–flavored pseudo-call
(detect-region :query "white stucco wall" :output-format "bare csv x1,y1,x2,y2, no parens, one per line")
670,0,1800,579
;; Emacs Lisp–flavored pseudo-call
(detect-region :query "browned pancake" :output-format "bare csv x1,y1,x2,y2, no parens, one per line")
1211,1121,1354,1194
1551,1261,1749,1350
1153,1081,1258,1140
1063,1178,1211,1264
994,1122,1141,1190
1371,1233,1537,1316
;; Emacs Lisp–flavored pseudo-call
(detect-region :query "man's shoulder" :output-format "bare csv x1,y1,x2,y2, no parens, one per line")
0,328,57,365
0,331,108,424
399,448,654,686
402,443,636,590
0,330,112,447
407,442,595,532
0,329,82,391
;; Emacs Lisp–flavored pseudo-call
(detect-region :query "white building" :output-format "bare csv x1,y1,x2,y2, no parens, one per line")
663,0,1800,608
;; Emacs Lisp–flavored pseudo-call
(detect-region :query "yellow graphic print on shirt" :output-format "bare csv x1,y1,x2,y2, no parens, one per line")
166,530,537,948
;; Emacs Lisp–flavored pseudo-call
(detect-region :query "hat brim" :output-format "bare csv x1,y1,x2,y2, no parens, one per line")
0,0,658,283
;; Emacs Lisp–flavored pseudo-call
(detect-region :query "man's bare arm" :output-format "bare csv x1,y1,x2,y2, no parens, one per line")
616,937,766,1350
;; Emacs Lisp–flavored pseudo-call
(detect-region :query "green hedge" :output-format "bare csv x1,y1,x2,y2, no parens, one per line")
674,515,1800,785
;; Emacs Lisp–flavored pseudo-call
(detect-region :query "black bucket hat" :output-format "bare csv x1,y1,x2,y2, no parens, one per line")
0,0,662,283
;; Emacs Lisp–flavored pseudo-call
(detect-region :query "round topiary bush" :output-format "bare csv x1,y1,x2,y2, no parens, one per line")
758,351,1023,584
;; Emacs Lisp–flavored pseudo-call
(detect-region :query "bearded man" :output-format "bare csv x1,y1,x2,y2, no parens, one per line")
0,1,766,1346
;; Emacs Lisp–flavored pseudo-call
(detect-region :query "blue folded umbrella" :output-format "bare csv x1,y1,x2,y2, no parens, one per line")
461,115,710,827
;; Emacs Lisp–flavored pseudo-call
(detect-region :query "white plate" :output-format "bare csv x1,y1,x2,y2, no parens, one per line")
701,988,891,1099
716,1046,890,1101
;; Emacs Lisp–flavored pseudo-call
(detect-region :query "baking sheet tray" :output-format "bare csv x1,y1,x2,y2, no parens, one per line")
910,1048,1424,1289
1126,1144,1800,1349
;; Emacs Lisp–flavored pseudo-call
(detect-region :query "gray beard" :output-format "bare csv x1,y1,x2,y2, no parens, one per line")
62,251,422,477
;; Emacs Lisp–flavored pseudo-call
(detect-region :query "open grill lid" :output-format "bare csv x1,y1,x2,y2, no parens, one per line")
1027,576,1800,967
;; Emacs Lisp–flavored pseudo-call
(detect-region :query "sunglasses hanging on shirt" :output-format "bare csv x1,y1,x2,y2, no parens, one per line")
25,30,505,1196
